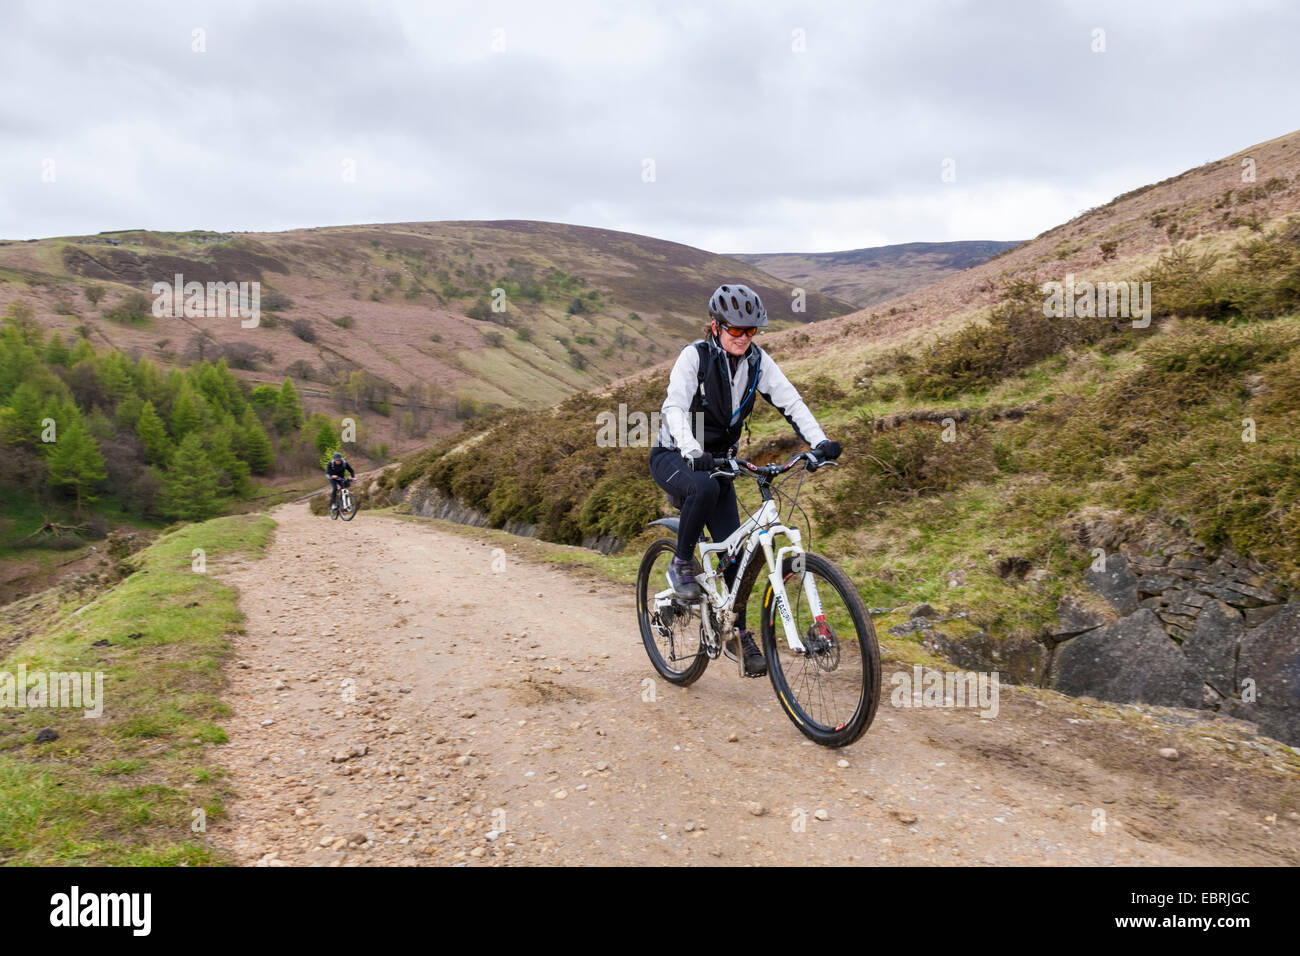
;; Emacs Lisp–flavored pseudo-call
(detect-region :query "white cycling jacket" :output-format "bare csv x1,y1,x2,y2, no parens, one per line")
656,341,828,461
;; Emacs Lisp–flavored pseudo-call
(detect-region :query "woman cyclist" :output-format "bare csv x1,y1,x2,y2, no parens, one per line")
649,283,841,677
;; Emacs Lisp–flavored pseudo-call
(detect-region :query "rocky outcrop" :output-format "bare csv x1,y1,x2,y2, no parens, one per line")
1051,609,1203,708
1234,604,1300,745
1047,520,1295,744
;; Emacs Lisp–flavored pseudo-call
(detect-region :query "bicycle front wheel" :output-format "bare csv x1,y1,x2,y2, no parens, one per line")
340,491,358,521
760,552,881,747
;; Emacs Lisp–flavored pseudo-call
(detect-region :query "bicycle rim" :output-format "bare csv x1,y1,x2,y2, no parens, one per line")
636,539,708,685
762,552,881,747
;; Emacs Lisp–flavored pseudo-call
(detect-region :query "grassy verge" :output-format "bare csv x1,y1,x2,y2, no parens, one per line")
0,512,274,865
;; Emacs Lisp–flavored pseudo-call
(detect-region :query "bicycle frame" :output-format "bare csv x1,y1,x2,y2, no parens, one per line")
651,464,829,676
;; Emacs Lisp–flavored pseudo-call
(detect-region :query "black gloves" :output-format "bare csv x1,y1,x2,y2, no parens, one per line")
815,439,842,461
691,451,716,472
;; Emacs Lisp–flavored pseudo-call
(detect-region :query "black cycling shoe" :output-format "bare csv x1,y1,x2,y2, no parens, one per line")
723,629,767,677
667,557,702,601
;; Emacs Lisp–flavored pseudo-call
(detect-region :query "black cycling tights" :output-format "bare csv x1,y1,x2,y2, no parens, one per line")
649,447,747,628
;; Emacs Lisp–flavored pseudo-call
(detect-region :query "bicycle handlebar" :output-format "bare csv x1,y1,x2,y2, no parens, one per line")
708,451,839,480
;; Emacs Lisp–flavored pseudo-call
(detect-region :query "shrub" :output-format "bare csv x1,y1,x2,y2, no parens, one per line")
83,283,105,305
104,291,153,325
221,341,271,370
261,290,293,311
290,318,317,343
283,359,315,381
332,315,353,328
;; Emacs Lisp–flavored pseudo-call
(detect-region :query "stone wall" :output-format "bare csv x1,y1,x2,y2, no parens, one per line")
395,477,625,555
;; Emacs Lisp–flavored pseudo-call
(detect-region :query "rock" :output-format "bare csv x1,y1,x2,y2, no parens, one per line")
925,629,1046,684
891,810,918,825
273,679,287,690
813,809,830,822
1085,553,1140,615
594,761,609,772
1236,603,1300,746
910,603,938,620
1182,599,1244,698
1245,605,1285,628
1158,748,1179,761
1051,609,1202,708
727,733,739,743
888,618,934,637
1137,573,1182,596
1050,597,1108,643
746,802,766,817
836,759,850,768
33,728,59,744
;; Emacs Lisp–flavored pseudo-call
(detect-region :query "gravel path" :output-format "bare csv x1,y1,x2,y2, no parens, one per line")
210,503,1300,866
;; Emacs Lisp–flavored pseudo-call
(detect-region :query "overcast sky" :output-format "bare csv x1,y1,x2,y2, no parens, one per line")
1,0,1295,253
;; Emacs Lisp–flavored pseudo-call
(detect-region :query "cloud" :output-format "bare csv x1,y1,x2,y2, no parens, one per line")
0,0,1295,250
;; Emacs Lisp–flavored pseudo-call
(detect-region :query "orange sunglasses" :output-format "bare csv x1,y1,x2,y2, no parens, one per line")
720,323,757,338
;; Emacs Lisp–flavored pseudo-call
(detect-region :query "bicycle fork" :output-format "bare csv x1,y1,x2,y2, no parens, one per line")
760,530,822,656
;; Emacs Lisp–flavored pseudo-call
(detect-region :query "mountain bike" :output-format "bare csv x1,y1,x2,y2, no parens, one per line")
635,451,881,747
330,478,358,521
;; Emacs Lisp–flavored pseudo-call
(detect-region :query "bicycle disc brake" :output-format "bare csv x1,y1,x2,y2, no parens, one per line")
802,619,840,671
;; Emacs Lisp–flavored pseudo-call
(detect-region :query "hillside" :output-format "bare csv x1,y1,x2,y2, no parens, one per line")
387,128,1300,745
0,220,855,452
732,240,1023,308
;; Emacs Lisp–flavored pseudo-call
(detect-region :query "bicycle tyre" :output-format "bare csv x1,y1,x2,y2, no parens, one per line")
760,551,882,747
340,490,358,521
636,538,709,686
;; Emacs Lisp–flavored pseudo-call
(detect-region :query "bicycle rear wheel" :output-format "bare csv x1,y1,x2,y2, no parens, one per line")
636,538,708,685
760,552,881,747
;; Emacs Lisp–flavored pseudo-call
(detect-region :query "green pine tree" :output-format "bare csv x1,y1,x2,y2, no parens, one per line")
239,406,275,474
161,432,222,521
209,426,252,498
136,400,172,465
314,417,339,460
46,414,107,514
273,377,304,433
69,337,95,364
43,332,70,366
6,381,47,445
170,382,204,440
